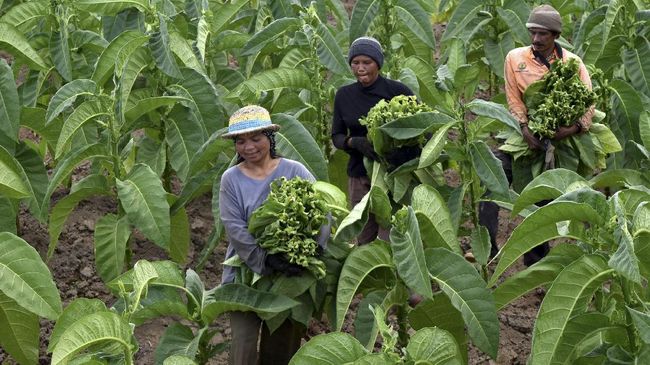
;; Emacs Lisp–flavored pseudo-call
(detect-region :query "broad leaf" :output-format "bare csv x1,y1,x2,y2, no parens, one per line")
131,286,189,325
336,242,394,330
484,32,514,79
73,0,149,15
353,290,386,348
406,327,463,364
51,311,134,365
150,15,182,79
229,68,310,102
395,0,436,49
55,98,110,158
45,79,97,125
470,141,510,201
622,40,650,96
241,18,301,56
14,143,49,221
202,283,299,324
313,23,348,75
609,79,642,142
550,312,619,364
107,260,184,292
273,113,328,181
0,232,62,319
466,99,521,134
490,201,604,286
530,255,613,365
425,248,499,358
497,7,528,45
48,298,108,352
0,59,19,142
0,1,50,33
628,307,650,344
333,190,371,243
209,0,249,34
493,244,584,310
419,121,454,168
125,96,187,124
91,30,147,86
94,214,131,283
169,30,205,74
115,47,151,129
50,22,73,82
441,0,482,42
175,67,226,133
154,323,199,365
0,23,47,70
609,196,641,283
512,169,589,216
389,207,432,299
117,164,170,248
379,112,455,139
349,0,380,41
165,105,205,182
168,195,190,264
289,332,368,365
0,291,39,365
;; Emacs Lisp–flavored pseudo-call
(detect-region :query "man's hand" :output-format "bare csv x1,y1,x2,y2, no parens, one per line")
348,137,380,161
553,123,581,140
521,125,544,150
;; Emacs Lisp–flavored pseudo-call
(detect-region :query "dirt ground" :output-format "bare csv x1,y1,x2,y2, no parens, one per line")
0,180,542,364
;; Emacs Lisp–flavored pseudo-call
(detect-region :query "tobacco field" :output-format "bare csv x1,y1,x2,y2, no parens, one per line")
0,0,649,364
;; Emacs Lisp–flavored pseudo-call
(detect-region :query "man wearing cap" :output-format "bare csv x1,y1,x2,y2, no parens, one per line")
331,36,414,244
480,4,595,266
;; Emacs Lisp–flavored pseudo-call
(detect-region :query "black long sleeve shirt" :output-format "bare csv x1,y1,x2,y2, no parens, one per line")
331,75,413,177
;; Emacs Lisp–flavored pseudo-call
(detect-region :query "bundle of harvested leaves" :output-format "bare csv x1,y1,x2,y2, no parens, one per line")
248,176,328,278
525,58,596,138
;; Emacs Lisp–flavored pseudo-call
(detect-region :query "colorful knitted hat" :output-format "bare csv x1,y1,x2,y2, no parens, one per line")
526,4,562,33
348,36,384,69
222,105,279,138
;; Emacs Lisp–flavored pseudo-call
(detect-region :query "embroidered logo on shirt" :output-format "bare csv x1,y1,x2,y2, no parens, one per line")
518,62,526,70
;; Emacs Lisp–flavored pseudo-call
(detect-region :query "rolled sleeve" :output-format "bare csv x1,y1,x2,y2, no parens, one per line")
504,52,528,125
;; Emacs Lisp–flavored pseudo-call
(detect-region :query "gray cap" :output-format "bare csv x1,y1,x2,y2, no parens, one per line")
526,4,562,33
347,36,384,68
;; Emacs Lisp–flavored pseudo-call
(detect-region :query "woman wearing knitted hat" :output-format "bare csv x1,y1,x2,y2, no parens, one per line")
479,4,595,266
331,36,414,244
219,105,329,364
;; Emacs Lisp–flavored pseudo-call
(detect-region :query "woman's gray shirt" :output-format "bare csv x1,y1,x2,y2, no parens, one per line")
219,158,328,284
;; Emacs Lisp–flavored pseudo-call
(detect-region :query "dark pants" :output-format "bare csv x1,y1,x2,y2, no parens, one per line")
349,176,390,244
229,311,305,365
478,151,549,266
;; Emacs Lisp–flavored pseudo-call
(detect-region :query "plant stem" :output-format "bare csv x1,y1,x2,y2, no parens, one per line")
621,278,638,354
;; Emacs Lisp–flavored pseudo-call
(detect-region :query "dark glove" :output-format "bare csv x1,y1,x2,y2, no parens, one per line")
384,145,421,170
265,253,303,277
348,137,380,161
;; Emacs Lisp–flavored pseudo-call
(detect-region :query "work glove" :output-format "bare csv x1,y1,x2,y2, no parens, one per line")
265,253,303,277
384,145,421,170
348,137,380,161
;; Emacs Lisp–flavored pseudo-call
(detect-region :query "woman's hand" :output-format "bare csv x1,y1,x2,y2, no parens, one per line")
265,253,303,277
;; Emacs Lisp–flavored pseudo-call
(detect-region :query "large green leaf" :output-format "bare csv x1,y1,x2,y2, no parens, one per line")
229,68,310,102
154,323,199,365
48,175,110,258
622,39,650,96
165,106,205,182
550,312,619,364
629,306,650,344
493,244,584,310
349,0,380,42
406,327,463,364
45,79,97,125
291,332,368,364
333,189,371,243
21,107,63,152
609,196,641,283
418,121,454,168
313,23,348,75
241,18,301,56
490,201,604,286
469,141,510,201
125,95,187,123
55,98,110,158
0,59,19,142
202,283,298,324
168,194,190,264
173,67,226,134
131,286,189,325
336,242,394,330
389,207,433,299
408,294,467,362
150,15,182,79
484,32,514,79
14,143,49,221
610,79,642,142
0,145,30,198
48,298,108,352
402,56,447,109
169,30,205,74
73,0,149,15
116,47,151,129
94,213,131,283
395,0,435,49
640,111,650,151
466,99,521,134
209,0,249,34
273,113,328,181
512,169,589,216
530,255,613,365
51,311,134,365
497,7,528,45
441,0,482,42
50,22,73,82
91,30,147,86
107,260,184,292
0,23,47,70
0,232,62,319
117,164,170,248
0,291,39,365
379,112,455,140
0,0,50,33
425,248,499,358
411,184,461,254
590,168,649,190
353,290,386,348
